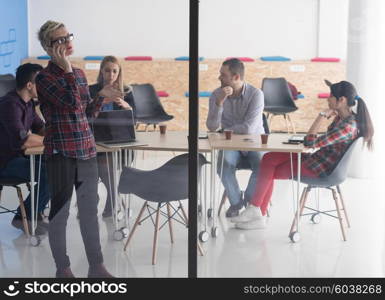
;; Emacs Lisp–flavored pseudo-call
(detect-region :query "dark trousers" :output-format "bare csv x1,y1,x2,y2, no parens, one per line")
46,154,103,270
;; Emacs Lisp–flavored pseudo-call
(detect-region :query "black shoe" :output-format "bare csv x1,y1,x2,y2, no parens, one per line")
225,206,240,218
88,264,114,278
102,208,112,218
11,215,47,235
225,200,244,218
56,267,75,278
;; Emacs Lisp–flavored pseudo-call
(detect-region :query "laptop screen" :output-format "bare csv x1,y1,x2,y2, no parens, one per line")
92,110,136,143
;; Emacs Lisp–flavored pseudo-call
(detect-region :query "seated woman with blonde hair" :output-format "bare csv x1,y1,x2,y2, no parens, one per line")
89,55,134,217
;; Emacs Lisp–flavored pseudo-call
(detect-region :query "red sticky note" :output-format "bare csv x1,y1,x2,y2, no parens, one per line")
226,57,254,62
157,91,169,97
318,93,330,98
311,57,340,62
124,56,153,61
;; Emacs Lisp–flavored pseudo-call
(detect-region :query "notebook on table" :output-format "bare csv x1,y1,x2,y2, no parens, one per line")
288,134,305,143
92,110,147,148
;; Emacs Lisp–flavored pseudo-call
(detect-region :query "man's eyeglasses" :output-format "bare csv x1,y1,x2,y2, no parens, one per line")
50,33,74,47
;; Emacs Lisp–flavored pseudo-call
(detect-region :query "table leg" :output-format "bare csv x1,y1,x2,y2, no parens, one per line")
30,155,35,237
106,152,115,225
297,152,301,232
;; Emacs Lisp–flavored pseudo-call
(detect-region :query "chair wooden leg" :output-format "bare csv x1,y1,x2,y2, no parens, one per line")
287,114,296,134
218,190,228,216
336,185,350,228
289,186,309,236
166,203,174,244
283,114,290,134
124,201,148,251
198,241,204,256
16,186,30,237
152,203,161,265
144,124,149,132
331,188,347,241
178,201,188,225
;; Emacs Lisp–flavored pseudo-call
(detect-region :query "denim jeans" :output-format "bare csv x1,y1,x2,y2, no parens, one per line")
217,150,264,206
0,156,50,218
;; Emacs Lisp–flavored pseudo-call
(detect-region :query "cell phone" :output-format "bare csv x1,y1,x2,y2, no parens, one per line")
282,141,302,145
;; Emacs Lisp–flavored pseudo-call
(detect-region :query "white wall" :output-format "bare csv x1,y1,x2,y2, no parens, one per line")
318,0,349,58
200,0,319,59
28,0,348,59
28,0,189,57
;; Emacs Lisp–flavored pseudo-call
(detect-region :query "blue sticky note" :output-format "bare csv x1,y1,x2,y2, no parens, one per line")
185,91,212,97
84,56,104,60
297,94,305,99
260,56,291,61
37,55,50,60
175,56,204,61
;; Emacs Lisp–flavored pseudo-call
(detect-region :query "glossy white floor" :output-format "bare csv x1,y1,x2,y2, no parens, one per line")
0,151,384,278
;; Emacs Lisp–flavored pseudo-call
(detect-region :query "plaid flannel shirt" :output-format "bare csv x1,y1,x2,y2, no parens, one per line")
36,61,103,159
303,115,358,177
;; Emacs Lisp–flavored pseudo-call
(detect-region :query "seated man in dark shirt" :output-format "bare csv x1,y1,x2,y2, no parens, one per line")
0,63,49,235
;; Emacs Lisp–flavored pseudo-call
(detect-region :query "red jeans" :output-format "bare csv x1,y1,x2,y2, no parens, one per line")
250,152,317,215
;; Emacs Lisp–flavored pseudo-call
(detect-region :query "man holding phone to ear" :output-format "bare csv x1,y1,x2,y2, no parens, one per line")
206,58,265,218
35,20,121,278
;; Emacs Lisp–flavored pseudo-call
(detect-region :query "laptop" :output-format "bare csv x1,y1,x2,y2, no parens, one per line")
92,110,147,148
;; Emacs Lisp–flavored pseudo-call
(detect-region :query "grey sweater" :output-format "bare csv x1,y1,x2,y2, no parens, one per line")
206,83,265,134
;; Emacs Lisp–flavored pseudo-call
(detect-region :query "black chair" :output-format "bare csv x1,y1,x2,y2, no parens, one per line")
262,77,298,133
217,113,270,216
289,138,361,242
0,177,31,236
0,74,16,97
119,153,208,264
131,83,173,131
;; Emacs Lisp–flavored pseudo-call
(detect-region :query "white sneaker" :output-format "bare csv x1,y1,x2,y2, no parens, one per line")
230,205,262,223
235,217,266,230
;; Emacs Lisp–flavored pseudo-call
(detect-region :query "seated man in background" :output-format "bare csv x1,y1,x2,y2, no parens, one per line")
206,58,265,217
0,63,49,235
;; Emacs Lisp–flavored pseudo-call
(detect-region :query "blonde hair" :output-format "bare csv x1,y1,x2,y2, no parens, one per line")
97,56,124,92
38,20,65,50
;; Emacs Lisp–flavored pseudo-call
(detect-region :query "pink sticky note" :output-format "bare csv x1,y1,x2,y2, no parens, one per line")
318,93,330,98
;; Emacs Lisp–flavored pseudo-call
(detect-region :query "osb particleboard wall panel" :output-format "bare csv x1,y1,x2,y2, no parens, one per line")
25,58,345,132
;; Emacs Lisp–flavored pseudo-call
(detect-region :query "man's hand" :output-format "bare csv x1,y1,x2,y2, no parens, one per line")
215,86,233,106
51,44,72,73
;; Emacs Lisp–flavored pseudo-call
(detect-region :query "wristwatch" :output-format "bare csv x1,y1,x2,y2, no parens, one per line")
319,111,327,118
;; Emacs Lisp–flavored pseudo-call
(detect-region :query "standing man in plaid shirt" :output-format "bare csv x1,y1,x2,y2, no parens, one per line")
36,20,122,278
231,80,374,230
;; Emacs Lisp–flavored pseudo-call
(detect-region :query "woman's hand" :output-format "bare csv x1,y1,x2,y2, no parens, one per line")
321,109,337,119
114,97,130,109
307,109,337,136
99,85,123,99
